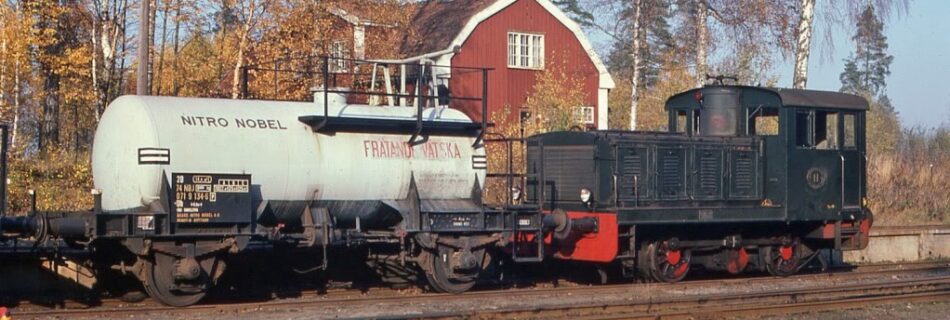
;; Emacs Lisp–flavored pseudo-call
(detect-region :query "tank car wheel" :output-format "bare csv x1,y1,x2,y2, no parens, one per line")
644,239,691,283
142,253,211,307
421,245,485,294
761,239,803,277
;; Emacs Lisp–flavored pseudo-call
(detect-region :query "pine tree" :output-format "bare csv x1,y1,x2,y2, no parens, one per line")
839,5,893,96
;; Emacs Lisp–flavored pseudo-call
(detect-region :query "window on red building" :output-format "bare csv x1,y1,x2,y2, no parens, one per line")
507,32,544,69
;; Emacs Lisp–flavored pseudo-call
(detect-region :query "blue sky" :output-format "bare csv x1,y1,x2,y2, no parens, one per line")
775,0,950,128
585,0,950,128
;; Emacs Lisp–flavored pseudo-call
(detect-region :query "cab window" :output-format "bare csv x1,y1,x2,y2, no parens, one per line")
748,107,779,136
795,111,811,147
796,110,839,150
673,110,688,133
843,113,856,148
815,111,839,150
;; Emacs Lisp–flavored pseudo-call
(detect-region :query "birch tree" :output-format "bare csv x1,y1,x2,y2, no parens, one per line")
694,0,708,86
229,0,270,99
792,0,814,88
629,0,642,130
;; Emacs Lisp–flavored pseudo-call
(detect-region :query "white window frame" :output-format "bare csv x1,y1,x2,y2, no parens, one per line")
507,32,544,70
575,106,595,125
329,40,348,73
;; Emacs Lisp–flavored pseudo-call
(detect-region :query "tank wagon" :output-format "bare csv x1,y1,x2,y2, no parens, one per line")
0,57,542,306
523,83,872,282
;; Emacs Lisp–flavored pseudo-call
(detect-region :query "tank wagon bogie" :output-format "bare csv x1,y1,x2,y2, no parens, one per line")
524,85,872,282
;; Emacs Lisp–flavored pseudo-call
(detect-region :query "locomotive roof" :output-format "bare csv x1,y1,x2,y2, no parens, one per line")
665,86,869,111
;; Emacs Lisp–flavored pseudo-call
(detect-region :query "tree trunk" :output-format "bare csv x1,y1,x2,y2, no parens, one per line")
696,0,708,87
137,0,149,95
231,1,266,99
12,58,19,150
119,0,130,98
792,0,815,89
231,25,251,99
1,39,7,107
171,0,181,96
149,0,157,92
155,0,169,95
91,13,100,121
629,0,642,130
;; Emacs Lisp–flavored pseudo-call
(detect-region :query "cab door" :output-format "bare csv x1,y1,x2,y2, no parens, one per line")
787,109,844,221
839,113,862,209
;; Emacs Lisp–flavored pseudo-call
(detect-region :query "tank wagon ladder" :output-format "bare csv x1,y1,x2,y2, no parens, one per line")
484,132,544,263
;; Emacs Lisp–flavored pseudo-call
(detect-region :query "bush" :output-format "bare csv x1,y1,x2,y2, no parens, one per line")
867,126,949,225
6,149,93,215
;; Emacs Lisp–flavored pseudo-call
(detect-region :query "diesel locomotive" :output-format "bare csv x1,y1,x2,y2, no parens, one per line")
0,57,871,306
524,84,872,282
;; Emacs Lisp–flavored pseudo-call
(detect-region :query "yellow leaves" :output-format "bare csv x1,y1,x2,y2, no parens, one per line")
7,149,94,214
520,54,588,134
611,53,695,132
482,55,589,205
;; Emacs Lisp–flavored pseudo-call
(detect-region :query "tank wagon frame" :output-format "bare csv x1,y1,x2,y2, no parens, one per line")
522,84,872,281
0,56,543,306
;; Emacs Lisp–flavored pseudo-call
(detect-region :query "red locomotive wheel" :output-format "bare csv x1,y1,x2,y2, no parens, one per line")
761,240,803,277
646,240,691,283
725,248,750,275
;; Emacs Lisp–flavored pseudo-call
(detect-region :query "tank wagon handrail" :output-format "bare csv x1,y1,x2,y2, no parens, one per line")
241,55,493,148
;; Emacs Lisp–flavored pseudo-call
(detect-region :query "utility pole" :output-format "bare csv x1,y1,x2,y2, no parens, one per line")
137,0,149,95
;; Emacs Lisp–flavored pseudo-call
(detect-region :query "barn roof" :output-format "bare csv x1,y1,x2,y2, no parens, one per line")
400,0,495,57
399,0,614,89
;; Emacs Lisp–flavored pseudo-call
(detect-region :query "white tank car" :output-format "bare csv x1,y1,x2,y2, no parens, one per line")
92,95,485,228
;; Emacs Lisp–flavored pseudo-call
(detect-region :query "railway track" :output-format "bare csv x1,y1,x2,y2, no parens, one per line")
457,276,950,320
8,261,949,319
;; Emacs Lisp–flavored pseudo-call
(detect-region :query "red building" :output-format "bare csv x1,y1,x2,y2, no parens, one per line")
401,0,614,129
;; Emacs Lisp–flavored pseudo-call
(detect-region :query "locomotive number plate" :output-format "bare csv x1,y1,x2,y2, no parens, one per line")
172,173,253,224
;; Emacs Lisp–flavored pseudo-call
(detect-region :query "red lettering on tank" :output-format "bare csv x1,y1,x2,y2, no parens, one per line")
361,139,464,160
452,143,461,158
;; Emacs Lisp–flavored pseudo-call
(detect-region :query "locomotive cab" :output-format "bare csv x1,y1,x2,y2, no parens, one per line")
664,86,869,228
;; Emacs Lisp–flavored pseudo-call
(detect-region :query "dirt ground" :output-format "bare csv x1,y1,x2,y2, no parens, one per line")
14,265,946,320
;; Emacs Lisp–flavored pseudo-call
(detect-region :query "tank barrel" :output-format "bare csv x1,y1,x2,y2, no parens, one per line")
0,216,37,236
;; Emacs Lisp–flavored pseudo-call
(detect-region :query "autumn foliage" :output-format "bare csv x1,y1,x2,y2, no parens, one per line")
483,57,588,205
